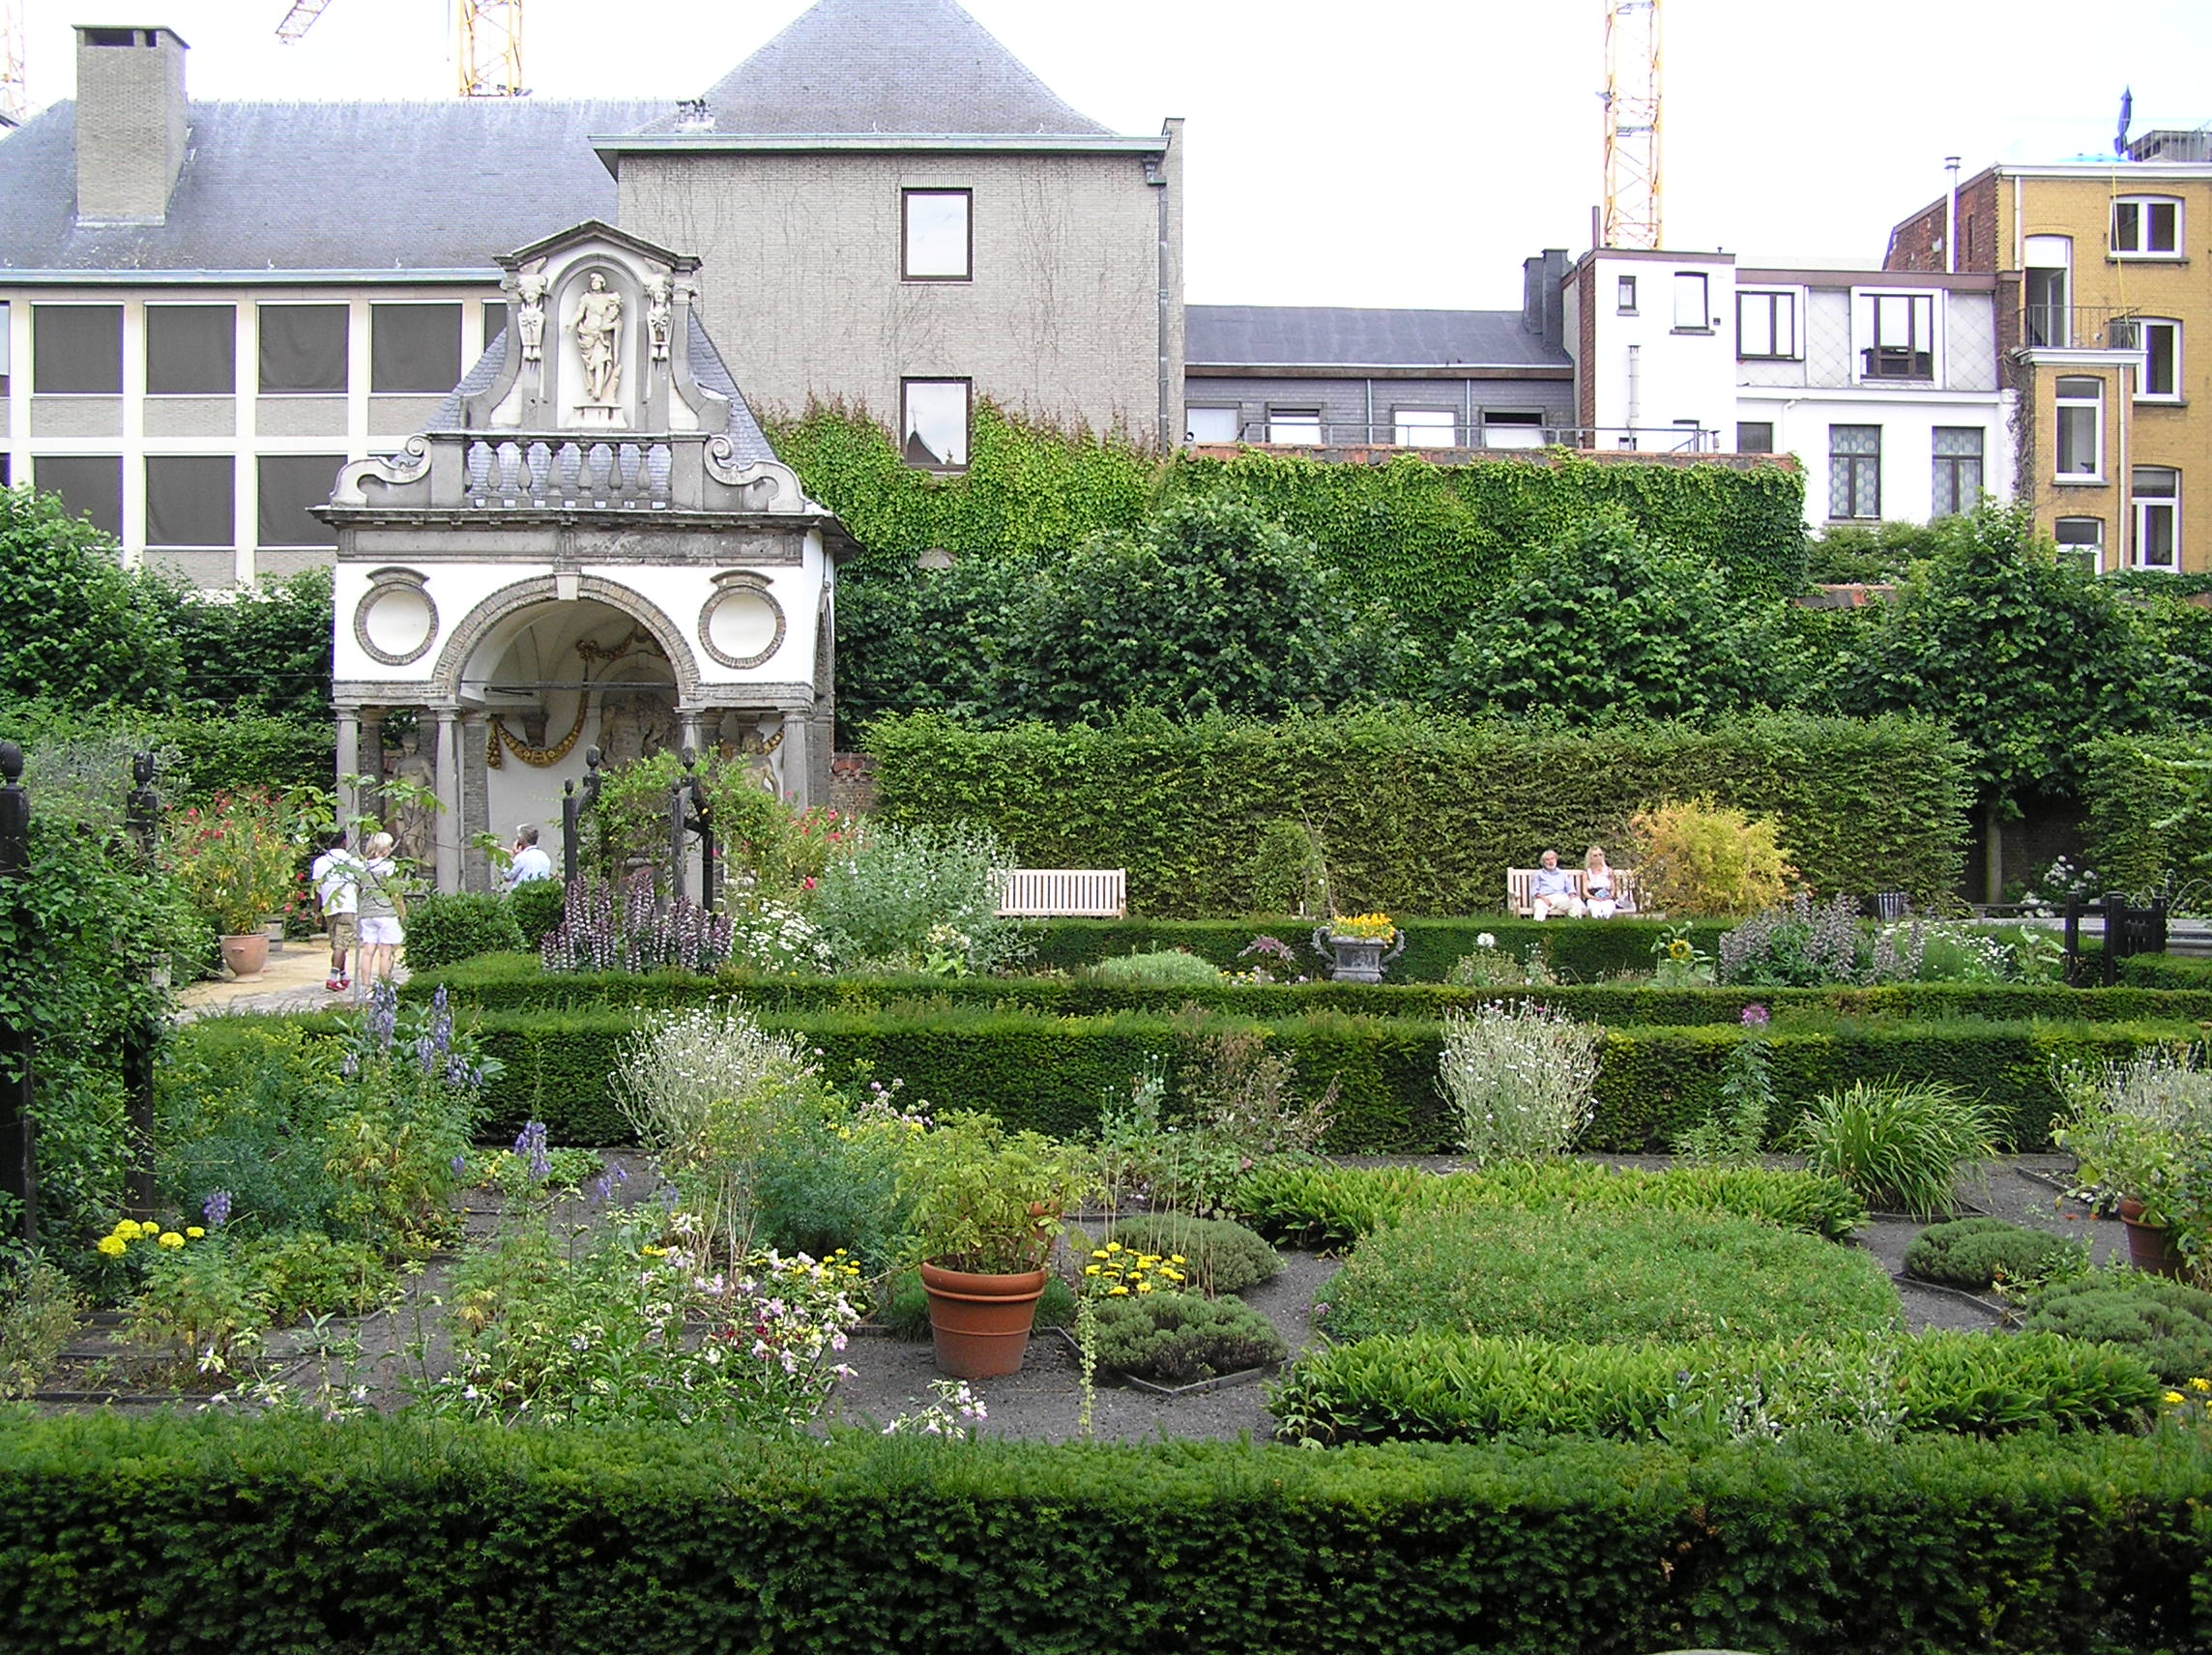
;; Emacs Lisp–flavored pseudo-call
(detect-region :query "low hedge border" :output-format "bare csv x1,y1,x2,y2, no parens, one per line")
403,952,2212,1027
262,1008,2203,1152
0,1413,2204,1653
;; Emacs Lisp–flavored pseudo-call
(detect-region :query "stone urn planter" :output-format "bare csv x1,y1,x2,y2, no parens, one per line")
2118,1197,2191,1280
218,932,271,980
1313,923,1407,984
919,1262,1048,1379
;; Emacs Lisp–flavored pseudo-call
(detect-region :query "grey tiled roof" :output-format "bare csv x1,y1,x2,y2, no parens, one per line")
0,98,665,273
1187,305,1570,370
628,0,1111,137
427,309,778,463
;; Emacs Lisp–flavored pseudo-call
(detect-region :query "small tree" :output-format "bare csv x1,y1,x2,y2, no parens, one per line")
0,485,181,710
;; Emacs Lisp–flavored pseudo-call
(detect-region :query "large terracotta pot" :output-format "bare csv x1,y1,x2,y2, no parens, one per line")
218,932,271,980
919,1262,1047,1379
2119,1197,2190,1280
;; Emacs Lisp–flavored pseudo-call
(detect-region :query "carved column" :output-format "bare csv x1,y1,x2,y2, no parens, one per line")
776,711,809,811
460,711,491,892
433,709,463,893
361,709,387,832
335,707,361,837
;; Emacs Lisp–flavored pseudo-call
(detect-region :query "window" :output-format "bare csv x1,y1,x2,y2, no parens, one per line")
2054,516,2105,575
1673,272,1709,331
1861,293,1936,379
1736,291,1798,359
2137,318,2181,400
1931,427,1985,517
899,379,971,469
145,305,235,395
257,305,348,394
145,455,234,547
1185,406,1239,444
255,454,344,547
2134,466,2180,567
1736,421,1775,454
2112,196,2181,257
1390,408,1455,447
481,300,509,349
2055,375,2104,479
1266,407,1323,445
1827,424,1880,519
35,455,123,537
1616,275,1638,313
902,189,972,281
370,304,462,394
32,305,123,393
1481,410,1547,450
2024,235,2071,346
0,302,11,392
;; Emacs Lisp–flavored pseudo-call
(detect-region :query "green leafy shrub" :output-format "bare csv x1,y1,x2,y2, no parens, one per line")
0,485,181,709
1270,1329,2159,1446
1437,1001,1600,1164
1790,1079,2002,1218
1090,1290,1286,1384
1903,1217,2089,1292
0,1253,80,1399
1091,949,1222,986
231,1232,395,1323
810,820,1032,975
1629,798,1793,918
1099,1213,1280,1296
1318,1207,1898,1346
509,879,568,948
157,1019,348,1236
2023,1272,2212,1384
401,892,527,972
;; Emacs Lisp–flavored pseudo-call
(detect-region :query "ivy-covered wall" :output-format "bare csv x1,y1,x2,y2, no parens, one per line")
867,710,1970,916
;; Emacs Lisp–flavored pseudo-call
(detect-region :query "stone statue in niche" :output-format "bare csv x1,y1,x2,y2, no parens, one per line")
645,276,672,363
574,273,624,405
391,727,438,868
515,274,548,363
598,689,674,767
735,719,785,796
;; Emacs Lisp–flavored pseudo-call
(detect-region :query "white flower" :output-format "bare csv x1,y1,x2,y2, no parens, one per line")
1476,933,1497,949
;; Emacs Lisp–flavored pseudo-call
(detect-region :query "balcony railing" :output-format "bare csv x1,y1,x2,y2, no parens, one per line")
2021,304,2142,352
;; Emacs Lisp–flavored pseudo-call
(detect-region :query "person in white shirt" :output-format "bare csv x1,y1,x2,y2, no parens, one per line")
504,825,555,889
309,830,361,993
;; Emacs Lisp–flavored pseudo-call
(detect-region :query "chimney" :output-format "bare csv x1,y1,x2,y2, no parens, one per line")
73,25,189,225
1522,248,1570,349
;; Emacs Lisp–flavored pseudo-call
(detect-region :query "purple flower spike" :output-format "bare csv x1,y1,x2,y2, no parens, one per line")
202,1189,232,1229
1740,1003,1771,1029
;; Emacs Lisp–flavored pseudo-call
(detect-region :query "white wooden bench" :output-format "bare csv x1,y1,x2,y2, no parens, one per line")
996,868,1128,918
1505,867,1642,918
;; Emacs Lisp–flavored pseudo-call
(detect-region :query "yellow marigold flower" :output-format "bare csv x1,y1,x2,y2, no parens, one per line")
1105,1242,1123,1253
158,1232,185,1248
641,1245,668,1259
2192,1378,2211,1392
1107,1285,1129,1296
1084,1264,1101,1275
185,1227,205,1239
1136,1282,1154,1292
95,1235,127,1258
1091,1249,1109,1260
1169,1255,1186,1264
2166,1391,2187,1406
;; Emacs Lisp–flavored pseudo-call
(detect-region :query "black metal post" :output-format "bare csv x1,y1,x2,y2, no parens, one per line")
2063,893,2082,988
667,753,690,910
2101,890,2126,987
0,740,39,1244
122,751,160,1220
562,745,603,887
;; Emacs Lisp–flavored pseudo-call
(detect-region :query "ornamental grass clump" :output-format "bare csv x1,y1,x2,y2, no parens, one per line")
1790,1078,2002,1219
1437,1002,1602,1166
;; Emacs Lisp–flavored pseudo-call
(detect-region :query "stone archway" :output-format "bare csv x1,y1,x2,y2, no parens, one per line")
430,572,704,707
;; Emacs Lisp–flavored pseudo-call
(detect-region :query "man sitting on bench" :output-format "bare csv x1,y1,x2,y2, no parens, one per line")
1529,849,1586,919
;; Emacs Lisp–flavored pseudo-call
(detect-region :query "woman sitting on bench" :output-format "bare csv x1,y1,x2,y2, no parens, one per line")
1584,845,1618,919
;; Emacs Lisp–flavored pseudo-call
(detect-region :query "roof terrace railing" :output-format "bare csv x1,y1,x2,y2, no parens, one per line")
1190,421,1725,453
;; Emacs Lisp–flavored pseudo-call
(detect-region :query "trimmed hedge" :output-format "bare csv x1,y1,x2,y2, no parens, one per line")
0,1413,2207,1653
258,1007,2198,1152
867,711,1970,917
402,950,2212,1026
1270,1330,2163,1446
2083,732,2208,894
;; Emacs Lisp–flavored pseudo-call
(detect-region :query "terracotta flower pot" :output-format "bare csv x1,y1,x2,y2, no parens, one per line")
919,1262,1046,1379
218,932,270,980
2118,1197,2190,1280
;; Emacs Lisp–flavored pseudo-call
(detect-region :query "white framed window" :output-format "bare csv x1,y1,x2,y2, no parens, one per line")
145,305,236,395
0,302,10,389
2136,318,2182,401
1828,424,1880,519
1931,427,1984,517
258,303,348,394
1266,407,1322,444
1616,275,1638,313
145,455,235,548
902,189,972,281
1393,407,1457,447
1673,271,1710,331
2134,466,2180,567
2024,235,2072,347
900,378,972,469
1736,291,1799,359
1860,292,1936,379
2112,195,2182,258
369,303,462,394
1185,405,1239,445
2054,516,2105,575
256,454,344,548
2055,375,2104,479
33,304,124,394
1480,410,1547,450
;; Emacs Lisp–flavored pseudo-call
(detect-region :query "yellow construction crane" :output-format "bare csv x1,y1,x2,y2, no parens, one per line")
1600,0,1662,249
276,0,526,99
1,0,28,128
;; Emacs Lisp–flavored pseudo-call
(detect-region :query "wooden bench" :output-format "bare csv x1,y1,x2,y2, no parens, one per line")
1504,867,1642,918
996,868,1127,918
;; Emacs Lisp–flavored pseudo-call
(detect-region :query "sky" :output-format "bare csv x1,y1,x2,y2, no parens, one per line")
14,0,2212,310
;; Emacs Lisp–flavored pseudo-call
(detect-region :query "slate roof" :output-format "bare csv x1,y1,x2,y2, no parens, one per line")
1186,305,1570,370
626,0,1112,137
0,98,665,274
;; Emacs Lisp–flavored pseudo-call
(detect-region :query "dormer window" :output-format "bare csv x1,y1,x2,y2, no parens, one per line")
2112,196,2182,258
1860,292,1935,380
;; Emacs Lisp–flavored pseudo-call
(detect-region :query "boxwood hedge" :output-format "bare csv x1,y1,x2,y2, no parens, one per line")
0,1413,2204,1654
